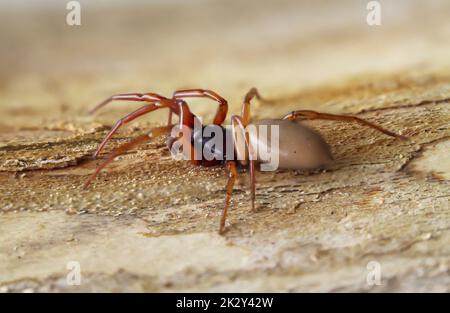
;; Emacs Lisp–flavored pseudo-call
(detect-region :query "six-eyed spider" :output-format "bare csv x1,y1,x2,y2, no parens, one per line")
85,88,406,233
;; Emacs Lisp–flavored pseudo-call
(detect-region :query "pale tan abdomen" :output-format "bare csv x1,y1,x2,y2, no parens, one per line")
251,119,333,170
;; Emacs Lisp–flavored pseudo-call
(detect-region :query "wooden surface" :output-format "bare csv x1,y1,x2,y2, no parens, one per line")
0,0,449,292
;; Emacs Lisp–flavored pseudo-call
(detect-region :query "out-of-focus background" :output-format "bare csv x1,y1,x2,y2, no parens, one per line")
1,0,449,127
0,0,449,292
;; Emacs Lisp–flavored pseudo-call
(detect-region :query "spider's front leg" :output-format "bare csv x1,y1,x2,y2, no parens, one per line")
84,124,174,188
92,99,183,158
88,92,167,114
172,89,228,125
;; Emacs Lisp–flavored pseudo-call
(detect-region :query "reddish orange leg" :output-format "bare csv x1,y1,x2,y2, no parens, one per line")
240,88,270,210
283,110,407,140
249,156,255,211
219,87,263,232
231,115,256,212
167,110,173,125
242,87,267,125
219,161,237,234
173,89,228,125
94,103,157,158
88,92,167,114
93,100,180,158
84,125,173,188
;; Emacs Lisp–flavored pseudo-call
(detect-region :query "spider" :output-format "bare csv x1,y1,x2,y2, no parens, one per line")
84,88,406,234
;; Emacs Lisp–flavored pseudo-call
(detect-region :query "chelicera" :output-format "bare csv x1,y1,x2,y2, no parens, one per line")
85,88,406,233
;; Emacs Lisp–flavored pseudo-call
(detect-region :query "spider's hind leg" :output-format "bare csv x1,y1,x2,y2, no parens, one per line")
283,110,407,140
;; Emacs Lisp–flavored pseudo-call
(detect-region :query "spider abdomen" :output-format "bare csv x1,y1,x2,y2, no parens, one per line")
251,119,334,170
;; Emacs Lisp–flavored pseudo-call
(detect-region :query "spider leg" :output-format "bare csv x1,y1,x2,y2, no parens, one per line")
282,110,407,140
219,161,237,234
167,110,173,125
172,89,228,125
218,88,264,233
84,125,173,188
237,88,271,213
89,92,167,114
231,115,256,212
241,87,264,124
93,100,178,158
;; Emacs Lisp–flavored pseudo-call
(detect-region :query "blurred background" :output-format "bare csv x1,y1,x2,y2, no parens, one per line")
1,0,449,129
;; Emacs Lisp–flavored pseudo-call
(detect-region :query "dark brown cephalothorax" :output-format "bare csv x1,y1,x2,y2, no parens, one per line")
85,88,407,234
